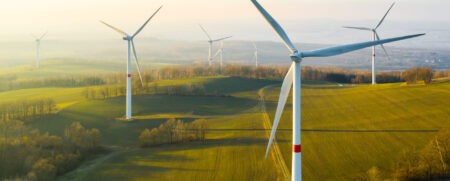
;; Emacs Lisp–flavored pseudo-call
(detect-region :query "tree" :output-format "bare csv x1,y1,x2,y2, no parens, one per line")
165,119,177,144
30,158,56,181
175,120,186,143
64,122,102,152
139,128,152,147
392,129,450,180
419,67,434,85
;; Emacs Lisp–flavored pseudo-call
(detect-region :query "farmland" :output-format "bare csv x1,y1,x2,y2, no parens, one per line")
0,67,448,180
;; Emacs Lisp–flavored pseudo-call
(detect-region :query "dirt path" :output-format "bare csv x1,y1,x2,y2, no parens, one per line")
57,146,135,181
258,86,290,181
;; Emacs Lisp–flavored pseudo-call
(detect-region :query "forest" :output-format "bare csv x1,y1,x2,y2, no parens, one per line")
0,121,102,181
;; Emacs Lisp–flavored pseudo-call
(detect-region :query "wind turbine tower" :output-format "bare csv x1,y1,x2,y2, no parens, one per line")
343,2,396,84
199,25,232,66
252,42,258,67
32,32,47,69
100,6,162,120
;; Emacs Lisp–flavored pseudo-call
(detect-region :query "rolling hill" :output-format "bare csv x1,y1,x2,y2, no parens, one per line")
1,74,448,180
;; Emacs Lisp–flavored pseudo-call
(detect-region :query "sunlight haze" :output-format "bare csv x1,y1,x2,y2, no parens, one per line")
1,0,448,44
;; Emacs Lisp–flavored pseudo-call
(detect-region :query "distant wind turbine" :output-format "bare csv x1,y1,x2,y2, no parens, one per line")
343,2,395,84
252,42,258,67
199,25,232,66
32,32,47,69
250,0,424,181
100,6,162,120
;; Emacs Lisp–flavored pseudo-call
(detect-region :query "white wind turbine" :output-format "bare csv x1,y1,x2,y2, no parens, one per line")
100,6,162,120
32,32,47,69
199,25,232,66
250,0,424,181
343,2,395,84
252,42,258,67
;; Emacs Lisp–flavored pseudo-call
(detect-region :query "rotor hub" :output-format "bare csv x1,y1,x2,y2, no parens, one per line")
290,52,302,62
123,36,132,40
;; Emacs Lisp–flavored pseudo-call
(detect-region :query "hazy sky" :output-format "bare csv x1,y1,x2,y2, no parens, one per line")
0,0,449,43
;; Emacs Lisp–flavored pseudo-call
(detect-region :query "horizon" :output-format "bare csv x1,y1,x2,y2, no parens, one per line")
0,0,448,48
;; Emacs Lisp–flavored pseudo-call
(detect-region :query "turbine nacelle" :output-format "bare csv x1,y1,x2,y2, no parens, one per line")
290,52,302,62
123,36,132,41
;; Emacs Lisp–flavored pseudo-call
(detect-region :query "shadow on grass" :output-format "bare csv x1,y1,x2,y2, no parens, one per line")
132,117,197,124
202,77,279,95
207,129,439,133
146,137,290,154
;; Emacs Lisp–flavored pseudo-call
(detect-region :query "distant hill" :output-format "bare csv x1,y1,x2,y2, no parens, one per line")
0,38,448,71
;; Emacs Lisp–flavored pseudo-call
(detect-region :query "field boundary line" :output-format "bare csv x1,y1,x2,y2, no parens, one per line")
258,86,290,181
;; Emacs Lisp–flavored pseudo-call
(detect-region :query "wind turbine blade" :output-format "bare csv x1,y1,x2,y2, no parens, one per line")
301,33,425,57
251,0,298,54
265,63,294,159
132,6,163,38
375,32,392,61
212,36,232,42
131,40,144,86
375,2,395,30
199,24,212,41
39,32,48,40
213,49,221,58
252,42,257,50
100,21,128,37
31,34,37,39
342,26,372,31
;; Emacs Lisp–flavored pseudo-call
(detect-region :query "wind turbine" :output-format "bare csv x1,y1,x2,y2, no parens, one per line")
100,6,162,120
343,2,395,85
32,32,47,69
250,0,424,180
199,25,232,66
252,42,258,67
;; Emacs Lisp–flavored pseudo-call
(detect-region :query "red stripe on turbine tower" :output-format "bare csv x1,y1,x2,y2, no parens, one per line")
373,54,376,57
293,145,301,153
128,74,131,78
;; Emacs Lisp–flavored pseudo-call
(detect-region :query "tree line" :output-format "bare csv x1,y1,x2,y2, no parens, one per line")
0,121,102,181
2,65,447,93
139,119,208,147
140,65,430,84
0,75,105,92
81,66,445,101
0,98,56,123
82,83,209,100
401,67,434,85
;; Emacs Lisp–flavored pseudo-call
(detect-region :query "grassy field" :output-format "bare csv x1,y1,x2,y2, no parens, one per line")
43,77,281,180
1,71,449,180
263,80,450,180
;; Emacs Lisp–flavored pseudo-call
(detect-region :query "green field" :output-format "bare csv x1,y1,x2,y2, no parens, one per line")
1,71,449,180
263,80,450,180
